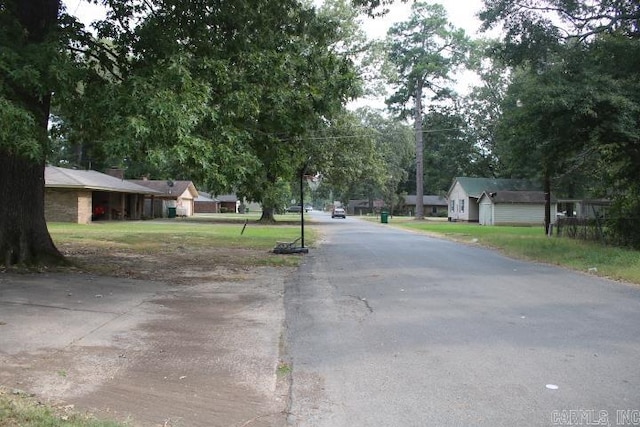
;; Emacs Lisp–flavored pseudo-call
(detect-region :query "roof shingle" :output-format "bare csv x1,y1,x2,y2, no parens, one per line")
45,167,160,194
128,180,197,198
452,177,541,197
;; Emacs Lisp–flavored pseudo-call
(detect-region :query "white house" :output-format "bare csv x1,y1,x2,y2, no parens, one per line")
447,177,541,222
478,191,557,226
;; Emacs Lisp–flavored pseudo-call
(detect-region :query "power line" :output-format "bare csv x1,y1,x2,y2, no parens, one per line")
278,127,461,142
72,0,82,15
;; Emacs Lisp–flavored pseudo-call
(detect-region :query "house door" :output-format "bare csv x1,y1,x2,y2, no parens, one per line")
480,204,492,225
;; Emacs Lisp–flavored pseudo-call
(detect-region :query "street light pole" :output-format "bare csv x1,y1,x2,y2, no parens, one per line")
300,167,305,248
298,157,311,253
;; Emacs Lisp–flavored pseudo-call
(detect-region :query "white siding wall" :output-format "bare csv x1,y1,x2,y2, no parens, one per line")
447,182,470,221
176,189,194,216
493,203,558,225
479,198,494,225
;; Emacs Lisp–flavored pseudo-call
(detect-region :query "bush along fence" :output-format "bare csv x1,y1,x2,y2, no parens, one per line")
556,216,640,249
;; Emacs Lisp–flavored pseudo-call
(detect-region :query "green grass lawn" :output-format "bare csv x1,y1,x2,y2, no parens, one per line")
380,216,640,285
48,215,314,270
49,216,308,249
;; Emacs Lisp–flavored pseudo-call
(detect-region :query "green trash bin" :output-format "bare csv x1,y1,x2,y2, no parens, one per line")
167,207,177,218
381,211,389,224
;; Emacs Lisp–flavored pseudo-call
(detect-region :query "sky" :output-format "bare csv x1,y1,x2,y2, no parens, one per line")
361,0,487,39
63,0,106,24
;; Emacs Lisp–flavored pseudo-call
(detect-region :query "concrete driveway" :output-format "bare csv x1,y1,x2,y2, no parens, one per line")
0,268,291,427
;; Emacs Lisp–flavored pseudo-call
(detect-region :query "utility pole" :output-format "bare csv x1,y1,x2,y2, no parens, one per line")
415,80,424,219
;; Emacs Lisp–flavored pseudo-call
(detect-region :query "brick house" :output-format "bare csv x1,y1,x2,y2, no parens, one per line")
194,192,221,213
45,166,160,224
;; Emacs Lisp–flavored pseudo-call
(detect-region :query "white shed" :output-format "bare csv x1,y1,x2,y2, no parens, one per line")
478,191,557,226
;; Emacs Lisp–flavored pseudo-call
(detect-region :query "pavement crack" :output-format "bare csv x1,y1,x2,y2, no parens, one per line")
347,295,373,313
63,298,154,349
0,300,121,315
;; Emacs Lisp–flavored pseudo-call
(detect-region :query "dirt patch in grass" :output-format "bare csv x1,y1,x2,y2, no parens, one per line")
57,242,300,286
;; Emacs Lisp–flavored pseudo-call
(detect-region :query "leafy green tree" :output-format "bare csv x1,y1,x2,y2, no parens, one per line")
385,2,469,219
494,44,632,233
480,0,640,65
1,0,68,265
304,109,385,206
461,41,509,176
355,108,413,213
587,35,640,247
422,105,493,194
228,0,364,222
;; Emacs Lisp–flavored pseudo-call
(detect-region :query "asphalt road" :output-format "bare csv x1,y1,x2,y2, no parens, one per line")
285,212,640,427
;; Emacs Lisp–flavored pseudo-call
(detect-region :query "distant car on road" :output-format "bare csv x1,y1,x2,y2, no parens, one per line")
331,207,346,219
287,205,302,213
304,205,313,212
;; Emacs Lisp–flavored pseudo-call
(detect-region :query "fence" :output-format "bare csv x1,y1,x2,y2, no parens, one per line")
556,216,640,249
556,217,605,242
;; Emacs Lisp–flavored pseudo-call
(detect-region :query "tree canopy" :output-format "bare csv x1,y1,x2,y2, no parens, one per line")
0,0,380,266
384,1,469,218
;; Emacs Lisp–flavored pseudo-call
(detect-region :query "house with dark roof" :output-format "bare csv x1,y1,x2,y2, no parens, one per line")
193,191,221,213
478,190,557,225
215,194,240,213
45,166,160,224
347,199,384,215
128,179,199,218
403,195,448,217
447,177,541,222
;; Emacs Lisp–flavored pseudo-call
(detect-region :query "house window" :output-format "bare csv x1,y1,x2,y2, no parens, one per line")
459,199,465,213
432,206,438,215
450,200,455,212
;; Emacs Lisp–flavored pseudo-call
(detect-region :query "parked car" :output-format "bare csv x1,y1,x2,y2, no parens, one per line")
286,205,302,213
331,207,346,219
304,205,313,212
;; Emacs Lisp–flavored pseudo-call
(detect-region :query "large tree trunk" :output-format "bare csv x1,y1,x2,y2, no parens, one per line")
0,152,65,266
0,0,66,267
259,207,277,223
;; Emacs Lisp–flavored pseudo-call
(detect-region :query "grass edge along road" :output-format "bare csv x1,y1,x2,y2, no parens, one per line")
375,216,640,285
